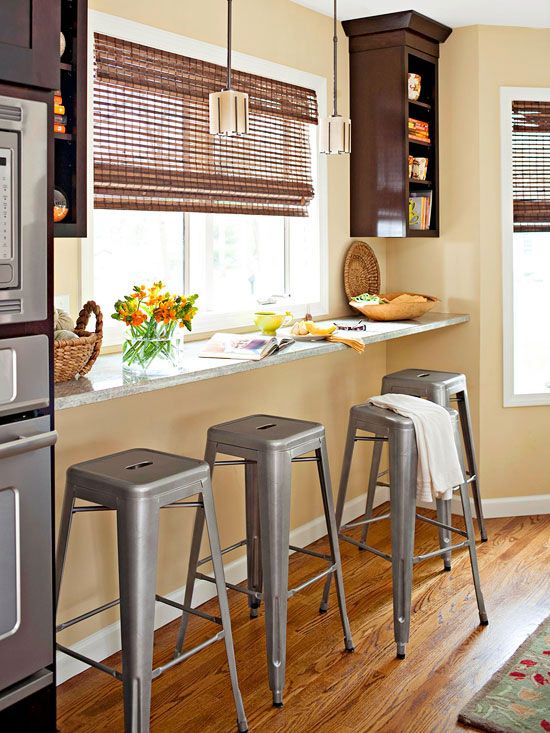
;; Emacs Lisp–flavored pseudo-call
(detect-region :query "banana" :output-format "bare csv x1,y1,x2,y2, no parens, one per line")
304,321,337,336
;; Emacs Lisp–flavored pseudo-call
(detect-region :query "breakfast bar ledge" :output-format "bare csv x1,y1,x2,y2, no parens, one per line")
54,313,469,411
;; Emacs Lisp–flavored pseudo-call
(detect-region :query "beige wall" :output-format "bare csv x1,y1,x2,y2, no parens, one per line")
387,25,550,498
55,0,388,645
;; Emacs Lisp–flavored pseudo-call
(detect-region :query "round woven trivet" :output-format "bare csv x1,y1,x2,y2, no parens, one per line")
344,240,381,301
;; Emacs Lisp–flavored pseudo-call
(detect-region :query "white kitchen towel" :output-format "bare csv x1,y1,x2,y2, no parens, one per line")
369,393,465,502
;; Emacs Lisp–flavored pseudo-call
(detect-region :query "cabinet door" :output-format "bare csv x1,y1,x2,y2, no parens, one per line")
0,0,60,90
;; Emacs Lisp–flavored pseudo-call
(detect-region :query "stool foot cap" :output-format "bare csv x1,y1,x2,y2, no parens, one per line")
480,613,489,626
249,608,259,619
319,602,329,614
237,725,249,733
397,652,406,660
481,536,488,543
444,565,452,572
396,643,406,659
345,641,355,653
273,702,284,708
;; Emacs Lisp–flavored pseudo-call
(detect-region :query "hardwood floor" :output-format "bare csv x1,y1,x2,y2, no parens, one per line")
57,507,550,732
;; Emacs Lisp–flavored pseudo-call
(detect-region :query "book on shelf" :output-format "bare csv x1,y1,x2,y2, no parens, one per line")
200,332,294,361
54,114,67,125
54,104,65,116
409,135,431,144
54,123,66,134
409,190,433,230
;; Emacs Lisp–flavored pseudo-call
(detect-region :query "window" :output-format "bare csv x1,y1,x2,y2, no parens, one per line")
84,13,328,346
501,88,550,406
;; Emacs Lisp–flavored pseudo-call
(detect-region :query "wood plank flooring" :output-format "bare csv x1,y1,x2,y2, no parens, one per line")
57,507,550,732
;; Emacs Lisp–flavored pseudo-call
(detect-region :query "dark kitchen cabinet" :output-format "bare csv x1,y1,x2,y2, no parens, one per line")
343,11,451,237
0,0,60,90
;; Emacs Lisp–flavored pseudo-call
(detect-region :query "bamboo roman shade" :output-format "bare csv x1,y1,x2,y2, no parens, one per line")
93,33,318,216
512,100,550,233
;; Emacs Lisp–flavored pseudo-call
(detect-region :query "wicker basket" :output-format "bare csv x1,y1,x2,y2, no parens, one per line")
54,301,103,383
344,241,381,302
349,292,439,322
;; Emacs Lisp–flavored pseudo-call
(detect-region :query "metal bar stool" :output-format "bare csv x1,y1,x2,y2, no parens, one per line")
321,403,488,659
55,449,248,733
174,414,354,707
379,369,487,541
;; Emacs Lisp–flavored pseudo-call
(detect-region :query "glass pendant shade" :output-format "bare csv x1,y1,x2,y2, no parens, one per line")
209,88,249,135
320,114,351,154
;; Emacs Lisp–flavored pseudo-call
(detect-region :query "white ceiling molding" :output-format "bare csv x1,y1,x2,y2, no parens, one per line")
290,0,550,29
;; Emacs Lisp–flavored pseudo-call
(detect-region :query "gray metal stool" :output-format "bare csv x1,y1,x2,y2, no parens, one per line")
380,368,487,541
321,404,488,659
55,449,248,733
174,414,354,707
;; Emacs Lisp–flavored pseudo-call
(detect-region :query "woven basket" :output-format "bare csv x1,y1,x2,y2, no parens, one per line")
54,301,103,383
344,241,381,302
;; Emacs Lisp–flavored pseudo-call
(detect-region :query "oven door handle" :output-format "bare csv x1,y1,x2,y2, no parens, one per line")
0,430,58,459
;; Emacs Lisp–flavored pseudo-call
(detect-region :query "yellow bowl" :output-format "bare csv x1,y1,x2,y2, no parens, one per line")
349,292,439,321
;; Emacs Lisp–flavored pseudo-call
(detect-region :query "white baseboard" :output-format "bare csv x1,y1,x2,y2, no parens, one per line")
56,488,389,685
417,493,550,518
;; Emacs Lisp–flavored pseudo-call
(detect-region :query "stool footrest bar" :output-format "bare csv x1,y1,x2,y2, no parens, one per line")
377,469,389,478
413,540,470,563
376,481,390,488
156,632,225,678
342,512,391,530
215,459,255,466
415,513,468,537
354,436,388,442
56,598,120,632
339,533,392,560
287,564,336,598
72,505,111,513
291,456,318,463
195,572,262,600
56,643,123,681
164,501,203,508
197,539,248,567
289,544,332,561
155,595,222,625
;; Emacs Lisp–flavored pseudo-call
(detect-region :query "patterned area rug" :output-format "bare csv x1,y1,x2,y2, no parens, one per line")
459,617,550,733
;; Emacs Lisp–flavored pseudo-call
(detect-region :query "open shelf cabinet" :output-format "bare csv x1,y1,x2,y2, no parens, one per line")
343,11,451,238
54,0,87,238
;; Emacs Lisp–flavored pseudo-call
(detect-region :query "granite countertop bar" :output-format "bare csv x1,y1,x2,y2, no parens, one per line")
55,313,469,411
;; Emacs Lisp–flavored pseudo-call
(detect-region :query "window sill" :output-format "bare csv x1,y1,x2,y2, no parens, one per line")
54,313,469,411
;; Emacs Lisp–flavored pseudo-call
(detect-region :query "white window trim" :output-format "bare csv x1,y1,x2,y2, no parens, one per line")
82,10,329,339
500,86,550,407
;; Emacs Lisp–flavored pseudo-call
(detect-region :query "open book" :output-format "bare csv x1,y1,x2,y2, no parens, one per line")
200,333,294,361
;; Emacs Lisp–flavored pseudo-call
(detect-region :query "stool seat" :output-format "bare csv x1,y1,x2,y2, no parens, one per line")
350,403,416,436
67,448,208,500
382,368,466,398
208,414,325,453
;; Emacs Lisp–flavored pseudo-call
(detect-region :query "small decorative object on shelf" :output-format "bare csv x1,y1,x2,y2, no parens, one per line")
53,188,69,222
60,32,66,58
409,190,433,230
407,73,421,101
112,282,199,376
408,117,430,143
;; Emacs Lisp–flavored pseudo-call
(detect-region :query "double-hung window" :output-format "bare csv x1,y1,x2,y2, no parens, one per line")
84,14,327,346
501,88,550,405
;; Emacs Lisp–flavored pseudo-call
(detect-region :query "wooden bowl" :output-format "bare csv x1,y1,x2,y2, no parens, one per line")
349,292,439,321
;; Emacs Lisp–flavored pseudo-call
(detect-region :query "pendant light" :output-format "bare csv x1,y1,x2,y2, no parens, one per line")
320,0,351,154
209,0,249,135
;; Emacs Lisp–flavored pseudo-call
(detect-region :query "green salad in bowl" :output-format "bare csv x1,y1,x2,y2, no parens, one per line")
351,292,389,304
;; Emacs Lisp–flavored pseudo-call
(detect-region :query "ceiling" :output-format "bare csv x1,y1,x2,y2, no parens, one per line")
289,1,550,29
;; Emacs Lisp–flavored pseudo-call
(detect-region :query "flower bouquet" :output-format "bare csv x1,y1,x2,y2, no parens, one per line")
112,282,198,375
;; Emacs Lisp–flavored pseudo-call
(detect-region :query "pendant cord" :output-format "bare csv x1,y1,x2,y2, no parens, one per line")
332,0,338,117
227,0,232,90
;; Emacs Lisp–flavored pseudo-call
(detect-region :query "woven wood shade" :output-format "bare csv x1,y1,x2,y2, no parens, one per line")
512,100,550,233
93,33,318,217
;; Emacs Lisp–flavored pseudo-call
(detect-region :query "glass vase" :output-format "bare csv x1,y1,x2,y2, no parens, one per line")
122,334,185,377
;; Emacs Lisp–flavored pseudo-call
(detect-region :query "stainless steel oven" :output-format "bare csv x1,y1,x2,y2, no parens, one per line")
0,335,56,708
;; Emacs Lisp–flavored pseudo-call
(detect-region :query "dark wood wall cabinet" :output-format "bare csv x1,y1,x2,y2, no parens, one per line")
0,0,60,90
343,11,451,238
55,0,87,238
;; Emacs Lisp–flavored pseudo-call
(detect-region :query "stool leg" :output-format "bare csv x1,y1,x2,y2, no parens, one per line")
456,388,488,541
55,482,76,610
202,480,249,733
245,461,262,619
174,441,216,657
316,437,354,652
458,479,489,626
117,498,160,733
389,430,417,659
435,498,452,571
320,417,356,611
360,437,384,547
257,451,292,707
